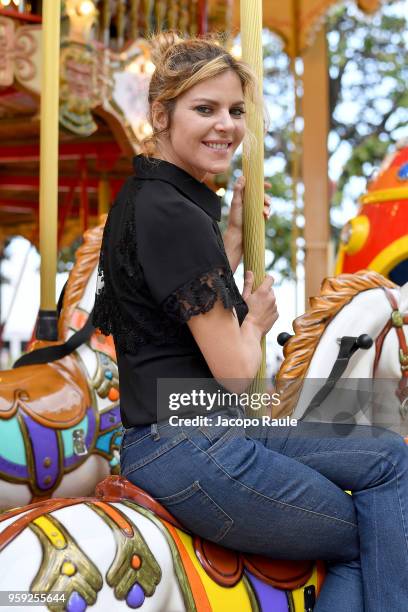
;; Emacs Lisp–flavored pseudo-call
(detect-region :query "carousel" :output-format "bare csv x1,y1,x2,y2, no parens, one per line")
0,1,407,611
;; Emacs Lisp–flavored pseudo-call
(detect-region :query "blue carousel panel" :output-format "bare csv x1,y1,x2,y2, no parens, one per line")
389,258,408,286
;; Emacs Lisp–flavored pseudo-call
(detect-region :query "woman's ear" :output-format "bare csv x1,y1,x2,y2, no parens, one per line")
151,101,169,131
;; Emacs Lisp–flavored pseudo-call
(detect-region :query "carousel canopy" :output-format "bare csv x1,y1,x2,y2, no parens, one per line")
0,0,392,248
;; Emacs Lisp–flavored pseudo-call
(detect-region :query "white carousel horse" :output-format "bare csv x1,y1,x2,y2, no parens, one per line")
0,221,122,511
275,271,408,437
0,476,324,612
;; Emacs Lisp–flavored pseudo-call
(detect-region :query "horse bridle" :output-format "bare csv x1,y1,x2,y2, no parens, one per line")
374,287,408,416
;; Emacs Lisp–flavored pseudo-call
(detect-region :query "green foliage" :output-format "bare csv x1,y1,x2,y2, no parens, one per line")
58,236,83,274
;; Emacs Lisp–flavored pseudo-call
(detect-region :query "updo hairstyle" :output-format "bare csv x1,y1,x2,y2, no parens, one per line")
141,31,262,156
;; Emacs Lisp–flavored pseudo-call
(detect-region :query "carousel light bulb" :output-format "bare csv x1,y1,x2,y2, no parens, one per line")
141,122,153,137
127,60,141,75
1,0,12,7
145,61,156,75
230,45,242,59
78,0,95,16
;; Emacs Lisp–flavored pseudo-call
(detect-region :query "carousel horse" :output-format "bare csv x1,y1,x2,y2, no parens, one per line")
275,271,408,437
0,221,122,511
0,475,324,612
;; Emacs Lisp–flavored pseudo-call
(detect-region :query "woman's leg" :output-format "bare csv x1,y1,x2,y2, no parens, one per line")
125,417,363,609
259,420,408,612
121,415,386,611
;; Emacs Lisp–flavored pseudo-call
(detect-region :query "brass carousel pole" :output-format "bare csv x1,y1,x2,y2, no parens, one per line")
240,0,267,415
37,0,61,340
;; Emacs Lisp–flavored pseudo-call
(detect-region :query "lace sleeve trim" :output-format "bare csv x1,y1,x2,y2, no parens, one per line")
162,266,235,323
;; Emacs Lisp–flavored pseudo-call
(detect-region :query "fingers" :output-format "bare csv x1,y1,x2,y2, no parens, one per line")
259,274,275,293
234,176,271,220
234,176,245,192
264,193,271,220
243,272,275,298
242,270,254,300
231,176,245,208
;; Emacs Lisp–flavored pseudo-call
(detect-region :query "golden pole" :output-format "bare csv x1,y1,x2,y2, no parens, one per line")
98,175,111,218
240,0,267,415
37,0,61,340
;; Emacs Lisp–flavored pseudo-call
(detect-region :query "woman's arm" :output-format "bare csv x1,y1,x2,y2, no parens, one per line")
223,224,242,274
187,273,278,394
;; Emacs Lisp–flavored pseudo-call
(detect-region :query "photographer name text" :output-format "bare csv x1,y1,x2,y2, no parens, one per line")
168,415,298,428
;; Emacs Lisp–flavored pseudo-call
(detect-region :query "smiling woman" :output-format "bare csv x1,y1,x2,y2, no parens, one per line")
92,31,408,612
141,32,260,182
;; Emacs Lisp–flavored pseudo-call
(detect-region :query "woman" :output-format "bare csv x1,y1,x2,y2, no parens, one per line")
93,33,408,611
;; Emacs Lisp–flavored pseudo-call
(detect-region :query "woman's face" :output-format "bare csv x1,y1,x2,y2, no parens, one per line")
154,70,246,182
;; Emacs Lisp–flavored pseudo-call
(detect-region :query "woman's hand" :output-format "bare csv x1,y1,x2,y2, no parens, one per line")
242,271,279,337
227,176,272,234
223,176,272,273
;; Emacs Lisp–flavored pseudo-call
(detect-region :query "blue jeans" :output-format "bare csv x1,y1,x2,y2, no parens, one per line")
120,408,408,611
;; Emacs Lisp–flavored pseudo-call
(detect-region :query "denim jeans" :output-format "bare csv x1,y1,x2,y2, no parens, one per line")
120,408,408,611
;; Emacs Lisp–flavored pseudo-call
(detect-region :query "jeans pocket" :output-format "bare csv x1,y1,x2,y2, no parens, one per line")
156,480,234,543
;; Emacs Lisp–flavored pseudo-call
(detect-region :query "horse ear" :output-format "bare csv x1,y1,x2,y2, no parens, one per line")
399,282,408,310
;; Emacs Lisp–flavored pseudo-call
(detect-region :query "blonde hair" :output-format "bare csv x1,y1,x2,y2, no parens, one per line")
142,31,263,158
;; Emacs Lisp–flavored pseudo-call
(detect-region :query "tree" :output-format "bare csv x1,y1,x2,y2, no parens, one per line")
227,1,408,281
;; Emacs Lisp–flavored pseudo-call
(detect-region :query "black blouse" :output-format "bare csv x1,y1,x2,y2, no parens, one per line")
93,155,248,427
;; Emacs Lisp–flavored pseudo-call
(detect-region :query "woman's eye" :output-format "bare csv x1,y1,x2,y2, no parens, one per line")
195,106,212,114
195,106,246,116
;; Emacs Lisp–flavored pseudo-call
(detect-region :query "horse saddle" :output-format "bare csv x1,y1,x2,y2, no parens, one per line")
96,476,315,591
0,349,90,429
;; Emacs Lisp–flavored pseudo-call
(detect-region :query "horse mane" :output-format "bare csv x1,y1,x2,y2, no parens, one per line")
274,270,396,416
58,216,106,340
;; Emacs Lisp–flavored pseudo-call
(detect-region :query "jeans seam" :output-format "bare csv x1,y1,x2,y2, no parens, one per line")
394,463,408,562
187,438,357,529
292,449,408,560
121,431,151,450
121,433,187,476
157,479,234,543
291,449,399,468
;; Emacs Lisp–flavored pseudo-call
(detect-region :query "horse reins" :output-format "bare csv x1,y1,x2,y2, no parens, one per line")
374,287,408,409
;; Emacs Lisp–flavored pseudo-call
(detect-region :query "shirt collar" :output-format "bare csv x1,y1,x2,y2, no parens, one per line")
133,155,221,222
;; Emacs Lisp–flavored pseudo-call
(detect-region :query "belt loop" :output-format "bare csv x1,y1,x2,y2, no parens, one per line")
151,423,160,441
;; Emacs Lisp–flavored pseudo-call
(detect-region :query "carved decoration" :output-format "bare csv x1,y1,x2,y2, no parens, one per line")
29,513,103,610
59,219,105,340
64,0,98,45
59,42,101,135
0,17,39,88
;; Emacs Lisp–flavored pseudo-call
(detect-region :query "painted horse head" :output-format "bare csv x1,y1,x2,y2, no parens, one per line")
275,270,408,436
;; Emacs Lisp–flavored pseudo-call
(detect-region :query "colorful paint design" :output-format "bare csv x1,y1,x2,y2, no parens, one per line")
336,143,408,284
